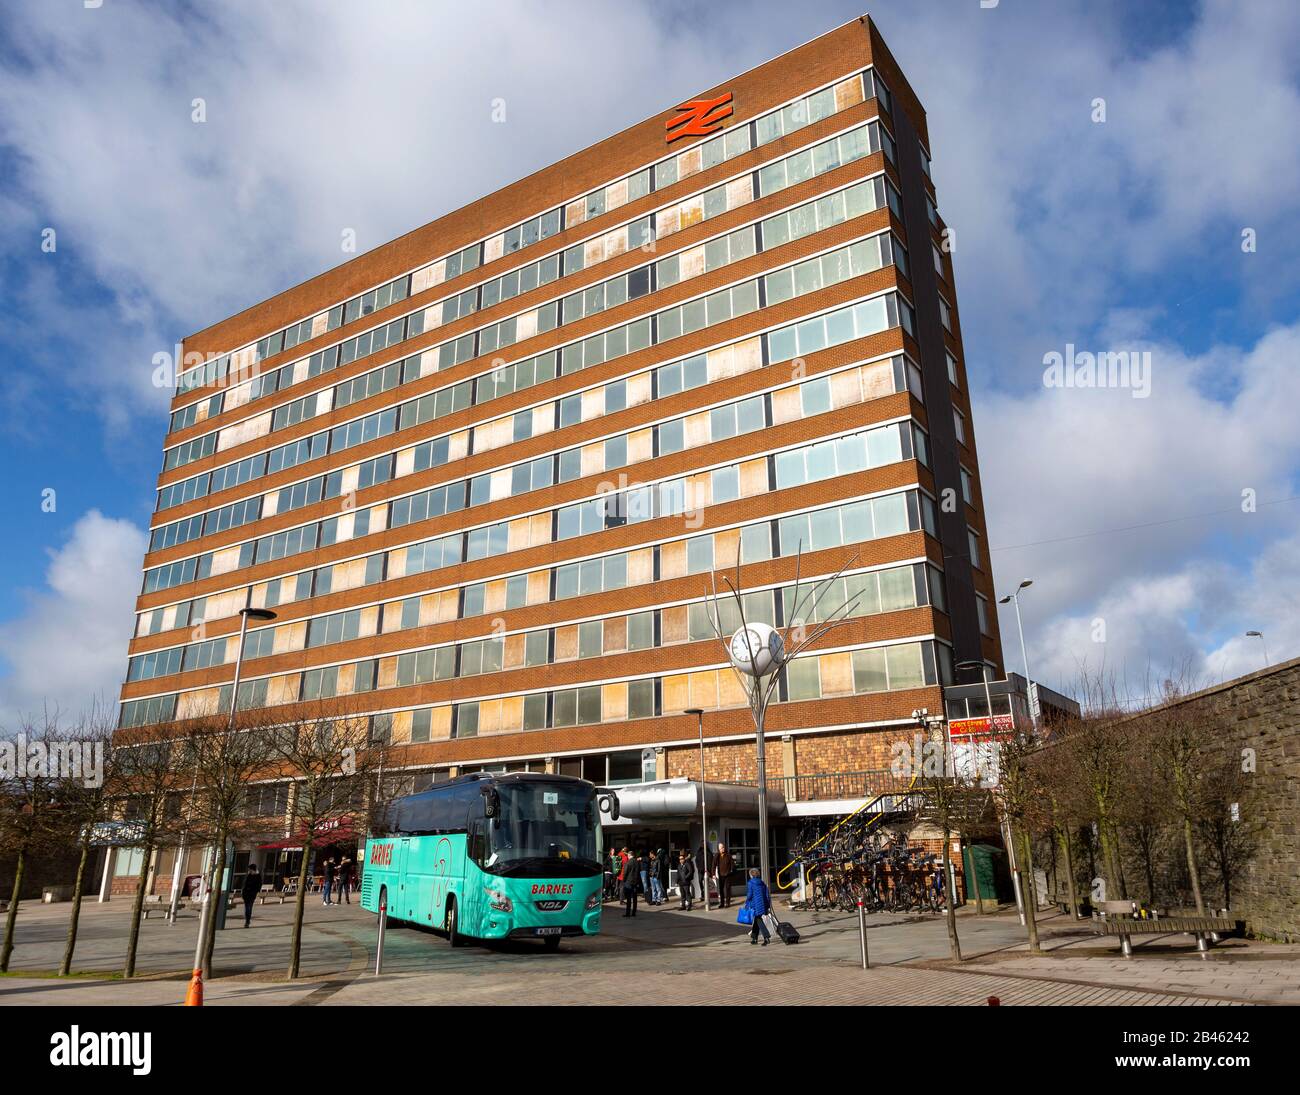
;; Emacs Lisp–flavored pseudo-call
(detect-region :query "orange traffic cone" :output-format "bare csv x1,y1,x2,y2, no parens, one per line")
184,967,204,1006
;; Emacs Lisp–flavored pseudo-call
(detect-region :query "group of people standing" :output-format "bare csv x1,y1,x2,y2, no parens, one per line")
607,842,738,916
321,854,355,906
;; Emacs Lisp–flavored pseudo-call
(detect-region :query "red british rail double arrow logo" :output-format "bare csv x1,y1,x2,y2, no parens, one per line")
666,92,733,143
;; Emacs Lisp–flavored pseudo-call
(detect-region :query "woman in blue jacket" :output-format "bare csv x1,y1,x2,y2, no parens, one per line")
744,867,772,946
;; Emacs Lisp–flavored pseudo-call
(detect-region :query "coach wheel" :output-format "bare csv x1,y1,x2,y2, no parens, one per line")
446,897,464,947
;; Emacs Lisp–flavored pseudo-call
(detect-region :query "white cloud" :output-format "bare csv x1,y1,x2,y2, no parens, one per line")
981,322,1300,695
2,1,1299,717
0,511,146,724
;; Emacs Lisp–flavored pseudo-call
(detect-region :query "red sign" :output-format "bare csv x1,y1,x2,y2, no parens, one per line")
368,842,393,867
530,883,574,896
949,714,1015,739
666,93,733,143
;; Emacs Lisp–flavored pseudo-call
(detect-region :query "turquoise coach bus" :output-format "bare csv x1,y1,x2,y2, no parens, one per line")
360,772,613,950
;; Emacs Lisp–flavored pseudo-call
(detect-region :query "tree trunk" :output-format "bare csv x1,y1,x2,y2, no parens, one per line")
59,839,92,976
124,841,154,978
1183,817,1206,915
201,836,228,978
1141,832,1157,905
1,846,27,972
1059,827,1080,920
1097,816,1124,901
1019,829,1041,954
942,830,961,961
963,833,985,915
287,839,315,980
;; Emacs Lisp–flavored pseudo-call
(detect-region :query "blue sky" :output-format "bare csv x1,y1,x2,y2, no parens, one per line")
1,0,1298,719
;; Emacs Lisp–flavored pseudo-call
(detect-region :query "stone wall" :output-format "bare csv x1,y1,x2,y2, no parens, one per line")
1117,656,1300,941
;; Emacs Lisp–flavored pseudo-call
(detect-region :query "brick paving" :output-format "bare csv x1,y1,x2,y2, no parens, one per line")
0,896,1290,1006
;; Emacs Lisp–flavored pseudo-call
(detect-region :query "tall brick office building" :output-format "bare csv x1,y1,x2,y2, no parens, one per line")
118,15,1005,883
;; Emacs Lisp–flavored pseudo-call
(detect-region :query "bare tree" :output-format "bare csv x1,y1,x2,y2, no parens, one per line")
186,712,275,978
997,726,1048,954
1148,680,1216,915
1055,673,1133,902
1196,755,1258,911
0,716,67,972
919,731,993,960
1114,728,1170,907
265,705,388,979
111,726,189,978
57,711,119,976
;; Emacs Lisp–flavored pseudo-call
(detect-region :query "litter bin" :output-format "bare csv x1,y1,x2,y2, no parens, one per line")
42,885,72,903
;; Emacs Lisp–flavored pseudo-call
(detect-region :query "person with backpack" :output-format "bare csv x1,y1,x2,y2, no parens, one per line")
744,867,772,946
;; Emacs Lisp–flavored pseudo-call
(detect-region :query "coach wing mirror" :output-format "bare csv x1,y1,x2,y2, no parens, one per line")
597,790,620,821
480,785,500,820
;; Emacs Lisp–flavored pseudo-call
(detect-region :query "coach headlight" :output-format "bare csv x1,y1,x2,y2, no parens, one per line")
585,889,602,910
485,888,513,912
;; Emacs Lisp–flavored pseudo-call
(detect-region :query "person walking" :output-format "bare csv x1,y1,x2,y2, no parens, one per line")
655,847,669,905
321,856,336,907
638,851,651,902
695,844,712,905
241,863,261,928
337,855,354,904
744,867,772,946
714,843,735,908
677,850,695,911
622,849,641,917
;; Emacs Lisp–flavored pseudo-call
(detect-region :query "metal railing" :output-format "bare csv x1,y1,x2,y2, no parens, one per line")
719,769,916,803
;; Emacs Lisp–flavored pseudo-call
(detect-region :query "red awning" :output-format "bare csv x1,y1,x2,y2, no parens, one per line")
257,816,359,851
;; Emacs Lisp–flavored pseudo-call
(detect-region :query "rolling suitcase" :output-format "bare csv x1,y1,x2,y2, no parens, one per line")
767,911,799,945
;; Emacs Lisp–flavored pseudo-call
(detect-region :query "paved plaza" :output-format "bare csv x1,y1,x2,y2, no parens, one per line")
1,894,1296,1006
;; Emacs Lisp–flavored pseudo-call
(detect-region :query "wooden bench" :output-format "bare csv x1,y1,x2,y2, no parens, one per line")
1093,914,1237,956
142,894,189,919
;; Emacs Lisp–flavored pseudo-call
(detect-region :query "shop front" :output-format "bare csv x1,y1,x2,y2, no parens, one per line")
600,779,791,900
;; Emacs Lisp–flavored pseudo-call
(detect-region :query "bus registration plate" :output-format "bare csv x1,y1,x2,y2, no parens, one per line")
535,926,562,936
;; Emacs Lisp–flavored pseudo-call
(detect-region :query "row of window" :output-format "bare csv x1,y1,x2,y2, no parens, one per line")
154,322,915,557
161,114,900,476
139,360,931,636
136,417,932,674
173,68,892,397
162,172,893,512
143,285,917,595
121,627,947,733
130,484,939,689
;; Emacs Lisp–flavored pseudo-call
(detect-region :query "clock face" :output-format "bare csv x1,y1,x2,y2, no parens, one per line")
730,630,753,665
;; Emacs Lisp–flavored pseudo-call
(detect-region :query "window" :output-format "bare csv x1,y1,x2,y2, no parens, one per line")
976,594,991,637
953,407,967,445
967,527,982,570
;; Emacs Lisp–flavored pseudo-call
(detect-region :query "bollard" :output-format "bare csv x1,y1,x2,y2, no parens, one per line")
183,967,204,1006
987,996,1000,1006
857,900,869,969
375,900,387,975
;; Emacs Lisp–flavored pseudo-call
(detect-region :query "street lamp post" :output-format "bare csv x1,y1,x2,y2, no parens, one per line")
1246,631,1269,669
686,708,708,911
191,606,276,978
998,580,1036,730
